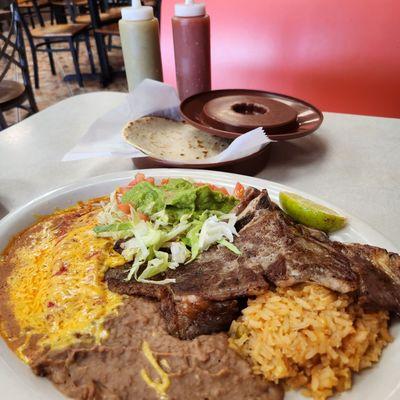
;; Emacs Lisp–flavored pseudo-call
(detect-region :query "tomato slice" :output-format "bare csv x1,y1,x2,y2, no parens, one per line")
196,182,230,195
128,172,146,187
137,211,149,221
135,172,146,182
127,179,137,187
145,177,155,185
117,203,131,214
117,186,130,195
234,182,245,199
217,187,229,196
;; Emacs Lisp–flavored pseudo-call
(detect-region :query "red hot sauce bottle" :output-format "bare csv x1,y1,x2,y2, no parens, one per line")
172,0,211,100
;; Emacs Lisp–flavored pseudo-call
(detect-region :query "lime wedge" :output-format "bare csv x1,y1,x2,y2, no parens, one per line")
279,192,347,233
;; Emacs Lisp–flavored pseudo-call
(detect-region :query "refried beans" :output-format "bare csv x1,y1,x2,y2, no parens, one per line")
32,297,283,400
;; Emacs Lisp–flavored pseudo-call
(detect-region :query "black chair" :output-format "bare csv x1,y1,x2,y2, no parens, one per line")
0,1,38,130
21,0,96,88
67,0,118,24
87,0,120,85
0,9,11,32
17,0,53,28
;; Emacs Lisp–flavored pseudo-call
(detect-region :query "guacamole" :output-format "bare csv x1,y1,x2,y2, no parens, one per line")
121,178,238,221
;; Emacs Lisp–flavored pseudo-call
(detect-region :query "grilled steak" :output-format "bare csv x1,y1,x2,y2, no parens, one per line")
332,242,400,311
106,248,268,339
106,187,400,339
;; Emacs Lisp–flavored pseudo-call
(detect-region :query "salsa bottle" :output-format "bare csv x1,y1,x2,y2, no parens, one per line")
172,0,211,100
119,0,163,91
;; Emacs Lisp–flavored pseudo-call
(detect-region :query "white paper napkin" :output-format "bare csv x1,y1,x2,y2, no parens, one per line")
63,79,272,163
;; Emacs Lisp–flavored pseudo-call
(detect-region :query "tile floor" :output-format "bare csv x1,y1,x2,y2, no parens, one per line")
4,34,128,127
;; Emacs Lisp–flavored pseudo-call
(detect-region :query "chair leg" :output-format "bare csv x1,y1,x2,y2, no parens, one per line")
69,38,84,87
24,32,40,89
26,87,39,114
75,40,80,64
85,33,96,74
94,32,111,87
31,47,40,89
50,5,55,25
36,7,44,27
0,111,7,131
45,40,56,76
27,7,35,29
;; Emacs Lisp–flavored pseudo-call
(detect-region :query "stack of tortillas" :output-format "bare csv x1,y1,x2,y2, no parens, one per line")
122,116,230,161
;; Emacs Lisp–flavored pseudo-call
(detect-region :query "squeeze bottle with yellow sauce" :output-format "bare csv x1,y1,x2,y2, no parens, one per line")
119,0,163,91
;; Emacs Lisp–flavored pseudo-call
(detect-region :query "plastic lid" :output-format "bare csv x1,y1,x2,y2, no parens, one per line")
121,0,154,20
175,0,205,17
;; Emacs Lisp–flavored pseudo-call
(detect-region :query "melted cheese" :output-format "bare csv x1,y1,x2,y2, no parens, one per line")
6,206,126,361
141,340,170,400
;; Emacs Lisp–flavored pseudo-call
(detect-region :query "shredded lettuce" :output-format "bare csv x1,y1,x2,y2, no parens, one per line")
151,209,169,229
185,218,205,262
170,242,190,264
218,239,241,255
93,222,135,240
93,222,134,234
138,251,169,280
198,215,237,252
94,178,241,284
163,216,191,242
96,190,128,226
126,249,148,281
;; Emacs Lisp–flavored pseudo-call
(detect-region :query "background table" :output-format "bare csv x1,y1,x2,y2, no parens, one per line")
0,92,399,248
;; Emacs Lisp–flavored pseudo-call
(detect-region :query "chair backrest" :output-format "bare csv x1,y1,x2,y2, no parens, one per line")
160,0,400,118
0,10,11,34
48,0,76,22
0,1,32,89
86,0,111,28
24,0,46,25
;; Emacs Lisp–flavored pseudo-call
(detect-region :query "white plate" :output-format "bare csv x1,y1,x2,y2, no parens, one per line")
0,169,399,400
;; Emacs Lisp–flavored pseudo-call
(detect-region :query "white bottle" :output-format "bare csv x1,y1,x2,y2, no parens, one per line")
119,0,163,91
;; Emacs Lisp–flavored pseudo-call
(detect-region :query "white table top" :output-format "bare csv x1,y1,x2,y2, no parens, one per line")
1,92,399,248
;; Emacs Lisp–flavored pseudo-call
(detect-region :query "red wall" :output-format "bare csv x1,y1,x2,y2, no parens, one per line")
160,0,400,118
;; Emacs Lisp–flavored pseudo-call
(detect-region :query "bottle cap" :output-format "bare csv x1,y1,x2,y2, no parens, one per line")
175,0,205,17
121,0,154,20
